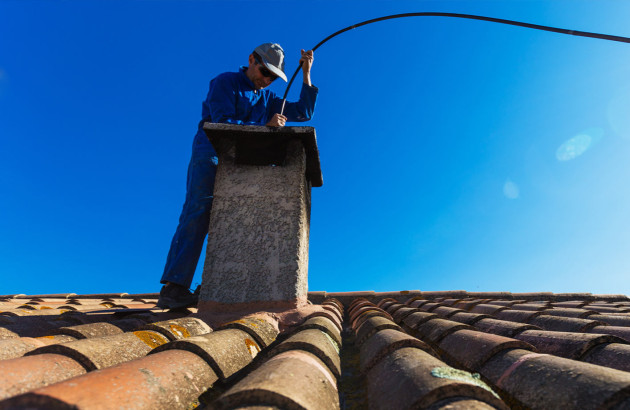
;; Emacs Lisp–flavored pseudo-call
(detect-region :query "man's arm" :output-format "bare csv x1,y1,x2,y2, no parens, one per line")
300,49,313,87
267,49,318,126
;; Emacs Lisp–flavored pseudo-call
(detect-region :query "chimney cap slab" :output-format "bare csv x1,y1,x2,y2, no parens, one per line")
203,123,323,187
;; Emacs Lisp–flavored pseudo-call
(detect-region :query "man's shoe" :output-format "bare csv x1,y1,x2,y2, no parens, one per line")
156,283,197,310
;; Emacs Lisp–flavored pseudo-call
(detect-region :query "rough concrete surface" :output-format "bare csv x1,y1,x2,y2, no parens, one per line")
201,138,311,305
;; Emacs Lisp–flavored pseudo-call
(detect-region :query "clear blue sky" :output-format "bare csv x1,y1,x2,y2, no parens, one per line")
1,0,629,296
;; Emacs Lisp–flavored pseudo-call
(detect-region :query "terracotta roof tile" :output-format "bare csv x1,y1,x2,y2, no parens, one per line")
453,300,483,311
581,343,630,372
269,328,341,380
52,322,126,339
551,301,589,308
432,306,464,318
495,309,544,323
438,329,534,372
382,302,407,315
473,318,540,338
322,297,344,313
349,305,389,324
0,337,51,361
304,309,343,332
0,353,87,400
150,328,267,380
408,318,473,346
513,329,624,360
3,349,216,409
0,327,19,340
348,300,372,316
585,305,630,314
307,290,327,304
366,347,508,409
589,325,630,343
540,307,599,318
425,397,498,409
438,298,463,307
407,298,431,308
359,328,436,373
391,306,419,322
419,302,442,313
138,317,212,341
479,348,630,409
508,303,548,311
528,314,604,332
322,304,344,324
213,350,340,409
1,291,629,408
376,298,398,309
401,311,439,333
295,315,343,347
355,315,402,346
470,304,509,316
26,330,170,371
486,300,525,307
351,309,392,330
420,290,468,299
449,312,492,325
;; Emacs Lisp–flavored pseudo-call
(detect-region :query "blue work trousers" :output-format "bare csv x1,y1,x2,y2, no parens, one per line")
161,130,218,288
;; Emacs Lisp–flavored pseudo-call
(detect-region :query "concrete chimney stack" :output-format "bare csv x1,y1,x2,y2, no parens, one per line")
197,123,323,326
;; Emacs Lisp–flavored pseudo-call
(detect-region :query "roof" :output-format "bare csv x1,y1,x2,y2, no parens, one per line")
1,290,630,408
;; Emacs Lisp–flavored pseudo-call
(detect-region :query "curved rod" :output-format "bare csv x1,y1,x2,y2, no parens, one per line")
280,12,630,114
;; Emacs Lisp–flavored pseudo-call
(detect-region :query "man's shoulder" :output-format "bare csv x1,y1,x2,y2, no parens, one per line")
212,70,241,83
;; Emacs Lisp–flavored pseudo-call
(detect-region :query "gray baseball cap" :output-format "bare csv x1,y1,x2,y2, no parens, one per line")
253,43,287,82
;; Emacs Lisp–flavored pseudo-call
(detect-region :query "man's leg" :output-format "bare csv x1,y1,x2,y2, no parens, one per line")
158,139,218,308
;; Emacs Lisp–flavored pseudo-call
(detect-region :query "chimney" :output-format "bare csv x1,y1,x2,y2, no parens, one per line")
197,123,323,326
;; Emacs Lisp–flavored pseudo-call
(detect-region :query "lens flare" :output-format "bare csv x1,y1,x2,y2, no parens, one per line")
503,179,519,199
555,128,603,161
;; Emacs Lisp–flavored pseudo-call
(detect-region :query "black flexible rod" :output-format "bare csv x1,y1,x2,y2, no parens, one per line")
280,12,630,114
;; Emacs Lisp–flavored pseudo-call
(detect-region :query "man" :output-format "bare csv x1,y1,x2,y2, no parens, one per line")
157,43,318,309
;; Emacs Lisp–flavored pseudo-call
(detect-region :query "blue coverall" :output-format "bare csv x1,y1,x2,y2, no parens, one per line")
161,66,318,288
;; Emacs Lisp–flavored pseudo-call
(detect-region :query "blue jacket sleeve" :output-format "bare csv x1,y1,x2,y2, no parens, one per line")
204,74,261,125
269,83,318,122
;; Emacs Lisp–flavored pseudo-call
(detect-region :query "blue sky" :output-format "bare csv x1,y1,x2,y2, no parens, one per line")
1,0,630,296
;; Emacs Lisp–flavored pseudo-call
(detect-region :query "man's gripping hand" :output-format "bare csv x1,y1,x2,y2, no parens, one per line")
300,50,314,72
300,49,314,87
266,113,287,127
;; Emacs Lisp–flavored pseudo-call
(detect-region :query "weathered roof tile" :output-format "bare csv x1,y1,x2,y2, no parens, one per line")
0,353,87,400
581,343,630,372
449,312,492,325
528,314,604,333
480,348,630,409
139,317,212,341
355,315,401,346
269,328,341,380
473,318,540,338
2,349,216,409
213,350,339,409
513,329,624,360
150,328,261,380
296,315,343,347
358,328,435,373
1,291,629,409
27,330,170,371
437,329,534,371
366,347,508,409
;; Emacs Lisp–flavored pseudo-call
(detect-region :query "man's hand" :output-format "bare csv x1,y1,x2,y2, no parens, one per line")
266,113,287,127
300,49,314,87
